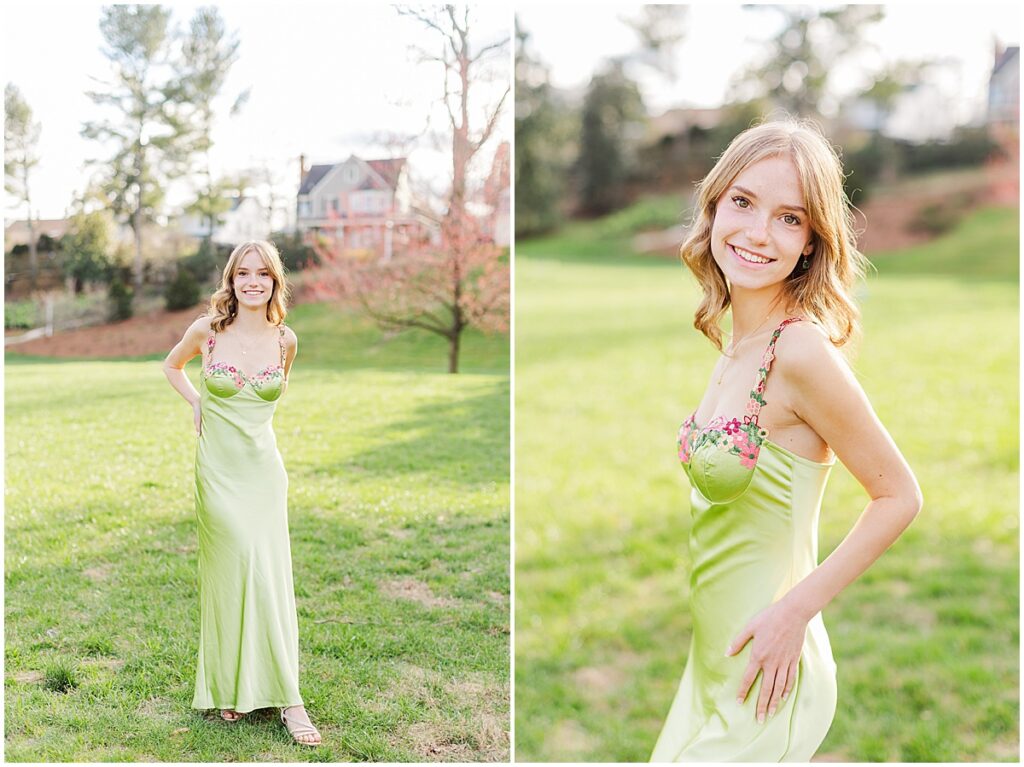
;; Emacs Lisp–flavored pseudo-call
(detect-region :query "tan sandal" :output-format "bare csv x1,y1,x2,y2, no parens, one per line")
220,709,245,722
280,705,321,746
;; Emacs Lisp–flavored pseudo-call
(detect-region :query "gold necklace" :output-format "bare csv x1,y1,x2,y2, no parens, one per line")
235,327,273,356
716,312,777,385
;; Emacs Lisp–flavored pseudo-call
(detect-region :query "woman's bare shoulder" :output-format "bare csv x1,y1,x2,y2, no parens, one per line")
281,323,298,348
775,319,851,384
185,314,215,340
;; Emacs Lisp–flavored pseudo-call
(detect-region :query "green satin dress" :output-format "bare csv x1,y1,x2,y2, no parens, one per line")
651,317,837,762
191,323,304,713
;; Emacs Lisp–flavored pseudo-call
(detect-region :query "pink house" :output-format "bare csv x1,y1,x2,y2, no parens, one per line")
296,154,438,258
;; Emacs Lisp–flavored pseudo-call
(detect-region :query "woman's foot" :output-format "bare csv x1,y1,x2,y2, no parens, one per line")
220,709,244,722
280,705,321,746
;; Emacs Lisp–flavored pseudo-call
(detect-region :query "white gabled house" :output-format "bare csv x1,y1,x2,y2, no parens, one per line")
180,196,270,246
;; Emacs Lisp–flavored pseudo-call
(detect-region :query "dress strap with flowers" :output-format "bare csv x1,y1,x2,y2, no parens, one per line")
677,317,803,472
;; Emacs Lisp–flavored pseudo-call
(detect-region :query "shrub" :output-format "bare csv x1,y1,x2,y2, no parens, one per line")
907,191,975,237
108,277,134,321
36,233,60,253
272,231,320,272
165,267,201,311
900,127,998,172
5,301,36,330
181,238,226,283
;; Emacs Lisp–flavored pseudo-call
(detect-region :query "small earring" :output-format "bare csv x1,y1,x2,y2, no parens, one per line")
801,255,811,270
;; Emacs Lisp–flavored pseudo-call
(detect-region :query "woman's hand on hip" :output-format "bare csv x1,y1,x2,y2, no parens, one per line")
725,599,809,723
193,401,202,436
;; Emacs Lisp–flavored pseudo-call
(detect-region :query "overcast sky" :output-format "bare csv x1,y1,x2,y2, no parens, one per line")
517,2,1020,118
2,2,512,223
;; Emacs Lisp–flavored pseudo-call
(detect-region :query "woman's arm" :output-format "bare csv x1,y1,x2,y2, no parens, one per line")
776,323,923,619
281,325,298,397
162,318,210,433
728,322,922,721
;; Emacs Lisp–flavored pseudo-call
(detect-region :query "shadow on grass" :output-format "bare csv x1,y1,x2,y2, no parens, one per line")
326,381,510,487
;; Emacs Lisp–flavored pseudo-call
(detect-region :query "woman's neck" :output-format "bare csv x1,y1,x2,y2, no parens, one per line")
729,286,791,339
230,304,274,333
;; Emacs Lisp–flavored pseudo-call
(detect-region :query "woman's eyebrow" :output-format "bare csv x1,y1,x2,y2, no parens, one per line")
730,184,807,214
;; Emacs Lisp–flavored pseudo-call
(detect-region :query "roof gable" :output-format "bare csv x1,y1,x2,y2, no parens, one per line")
299,164,334,195
366,158,406,189
993,46,1020,76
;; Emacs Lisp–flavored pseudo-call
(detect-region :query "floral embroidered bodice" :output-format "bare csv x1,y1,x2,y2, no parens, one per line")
201,324,286,402
677,317,803,503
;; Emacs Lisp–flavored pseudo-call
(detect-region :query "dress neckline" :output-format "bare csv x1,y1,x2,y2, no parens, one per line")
203,323,286,383
678,317,809,471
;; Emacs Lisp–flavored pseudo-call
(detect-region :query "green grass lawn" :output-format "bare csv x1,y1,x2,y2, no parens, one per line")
514,204,1019,762
4,305,510,762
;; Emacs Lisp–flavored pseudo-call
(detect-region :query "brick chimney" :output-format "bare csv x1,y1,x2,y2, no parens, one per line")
299,153,308,186
994,36,1005,69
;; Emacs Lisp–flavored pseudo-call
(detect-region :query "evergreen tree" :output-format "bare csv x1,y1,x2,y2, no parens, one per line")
60,211,113,294
577,61,645,216
4,83,41,288
81,5,192,292
514,18,570,237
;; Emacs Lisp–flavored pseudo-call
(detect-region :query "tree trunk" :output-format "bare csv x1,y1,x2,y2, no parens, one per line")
133,138,144,293
26,207,37,291
133,199,143,292
448,329,460,374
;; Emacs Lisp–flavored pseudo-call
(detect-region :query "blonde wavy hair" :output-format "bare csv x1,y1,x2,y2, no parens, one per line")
205,241,290,331
681,119,869,351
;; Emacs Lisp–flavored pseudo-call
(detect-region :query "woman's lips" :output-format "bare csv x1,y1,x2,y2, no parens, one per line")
729,243,775,266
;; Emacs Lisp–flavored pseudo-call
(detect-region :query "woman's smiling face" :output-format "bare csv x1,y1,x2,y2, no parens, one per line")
233,249,274,308
709,154,814,293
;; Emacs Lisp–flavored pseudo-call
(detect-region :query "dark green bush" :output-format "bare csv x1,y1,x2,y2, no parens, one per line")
36,233,60,252
5,301,36,330
108,277,134,321
272,231,320,272
181,238,228,283
165,267,200,311
900,127,999,173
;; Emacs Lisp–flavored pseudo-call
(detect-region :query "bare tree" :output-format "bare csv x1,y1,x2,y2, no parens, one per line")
309,4,511,373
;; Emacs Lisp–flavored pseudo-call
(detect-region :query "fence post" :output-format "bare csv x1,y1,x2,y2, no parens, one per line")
45,294,54,337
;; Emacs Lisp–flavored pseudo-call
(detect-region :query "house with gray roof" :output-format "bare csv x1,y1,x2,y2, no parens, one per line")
296,154,438,259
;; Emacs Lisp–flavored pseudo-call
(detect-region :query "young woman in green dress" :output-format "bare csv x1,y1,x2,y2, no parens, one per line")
651,121,922,761
162,240,321,746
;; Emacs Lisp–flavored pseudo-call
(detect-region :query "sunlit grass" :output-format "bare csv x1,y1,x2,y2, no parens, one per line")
5,305,510,762
514,206,1018,762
